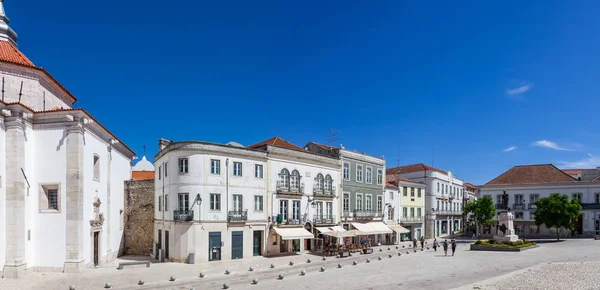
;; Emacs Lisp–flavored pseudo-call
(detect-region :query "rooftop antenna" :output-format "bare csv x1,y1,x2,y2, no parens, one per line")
17,81,23,103
143,145,146,156
432,148,435,167
397,148,400,167
328,128,342,144
43,91,46,111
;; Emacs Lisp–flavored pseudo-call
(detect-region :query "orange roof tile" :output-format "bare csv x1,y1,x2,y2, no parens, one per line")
485,164,577,186
132,171,154,181
464,182,478,189
248,136,304,151
562,169,583,175
386,174,424,185
309,142,335,150
385,182,398,189
0,41,34,67
386,163,447,175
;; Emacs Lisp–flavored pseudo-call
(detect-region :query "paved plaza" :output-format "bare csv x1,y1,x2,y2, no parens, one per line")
1,239,599,290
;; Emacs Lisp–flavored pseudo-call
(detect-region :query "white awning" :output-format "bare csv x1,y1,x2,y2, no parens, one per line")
369,222,393,234
388,224,410,234
273,227,314,240
351,222,379,235
316,226,346,233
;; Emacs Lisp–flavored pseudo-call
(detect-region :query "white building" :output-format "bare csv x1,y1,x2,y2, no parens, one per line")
249,137,341,255
153,139,269,263
383,182,411,244
0,2,135,278
480,164,600,237
387,164,465,239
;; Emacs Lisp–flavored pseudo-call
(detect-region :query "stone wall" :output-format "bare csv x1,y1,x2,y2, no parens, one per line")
122,179,154,256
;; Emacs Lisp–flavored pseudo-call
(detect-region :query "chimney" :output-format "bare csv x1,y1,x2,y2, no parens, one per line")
158,138,171,151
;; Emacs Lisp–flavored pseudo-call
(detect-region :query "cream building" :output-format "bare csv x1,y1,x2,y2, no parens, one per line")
0,2,135,278
387,174,426,240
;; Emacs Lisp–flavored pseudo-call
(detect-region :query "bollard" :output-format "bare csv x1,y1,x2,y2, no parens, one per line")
138,279,145,285
320,266,326,272
300,270,306,276
322,256,326,261
337,263,342,268
249,266,254,272
398,252,402,256
270,264,275,268
278,274,284,280
69,286,75,290
366,259,371,263
307,258,311,263
199,272,205,278
104,282,111,289
223,283,229,289
225,269,231,275
352,261,357,265
252,278,259,285
289,261,294,266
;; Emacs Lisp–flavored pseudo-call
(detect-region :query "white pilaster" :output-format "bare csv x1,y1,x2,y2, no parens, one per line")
63,123,85,272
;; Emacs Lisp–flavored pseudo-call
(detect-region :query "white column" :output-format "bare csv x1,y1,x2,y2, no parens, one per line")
64,123,85,272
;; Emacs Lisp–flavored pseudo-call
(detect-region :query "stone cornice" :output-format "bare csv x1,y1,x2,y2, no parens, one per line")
155,141,268,161
266,145,340,167
340,149,385,166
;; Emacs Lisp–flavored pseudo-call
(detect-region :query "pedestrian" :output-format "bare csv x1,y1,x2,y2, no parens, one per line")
451,237,457,257
413,238,418,252
433,238,438,252
420,235,425,249
442,239,448,256
471,231,476,239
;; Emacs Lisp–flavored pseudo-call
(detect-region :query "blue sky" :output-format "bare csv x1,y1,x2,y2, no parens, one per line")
9,1,600,185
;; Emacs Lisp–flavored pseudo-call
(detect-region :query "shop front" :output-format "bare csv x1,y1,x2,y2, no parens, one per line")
267,227,313,256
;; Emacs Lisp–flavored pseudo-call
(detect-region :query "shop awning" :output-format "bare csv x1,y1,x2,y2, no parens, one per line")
369,222,393,234
388,224,410,234
351,222,379,235
273,227,314,240
316,226,346,233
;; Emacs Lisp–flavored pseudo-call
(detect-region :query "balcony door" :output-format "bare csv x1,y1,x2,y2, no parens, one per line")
233,194,243,212
292,200,301,223
326,202,332,219
515,194,524,205
178,193,189,213
316,202,323,218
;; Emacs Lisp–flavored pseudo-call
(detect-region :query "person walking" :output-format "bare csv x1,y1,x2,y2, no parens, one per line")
420,235,425,249
433,238,438,252
413,238,418,252
451,237,457,256
442,239,449,256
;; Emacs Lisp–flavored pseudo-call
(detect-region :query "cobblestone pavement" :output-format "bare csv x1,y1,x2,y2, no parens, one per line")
1,239,599,290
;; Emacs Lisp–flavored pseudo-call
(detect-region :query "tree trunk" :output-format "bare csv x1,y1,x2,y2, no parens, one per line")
556,226,560,241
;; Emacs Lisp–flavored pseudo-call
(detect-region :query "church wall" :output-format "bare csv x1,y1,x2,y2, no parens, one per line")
0,121,6,269
0,65,73,111
31,128,67,267
109,148,131,259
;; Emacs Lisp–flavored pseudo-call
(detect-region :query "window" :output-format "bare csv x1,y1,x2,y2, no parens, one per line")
595,193,600,204
280,169,290,188
403,187,407,196
316,202,323,216
356,194,363,210
164,162,168,177
210,194,221,211
179,158,189,174
403,207,407,217
529,194,540,206
572,193,582,203
164,194,169,211
496,194,503,205
279,200,288,220
40,184,60,212
410,208,415,217
315,174,324,191
437,182,439,193
233,162,242,176
437,201,439,211
515,194,524,205
389,191,393,200
93,154,100,181
178,193,189,213
255,164,263,178
325,175,333,192
418,188,422,197
417,208,421,217
343,163,350,180
158,166,162,180
158,196,162,211
292,200,301,221
365,194,372,211
211,159,220,175
515,212,524,219
356,165,363,182
410,188,415,197
366,167,372,184
254,196,263,211
291,170,300,189
343,193,349,211
377,169,383,185
233,194,243,212
377,196,383,213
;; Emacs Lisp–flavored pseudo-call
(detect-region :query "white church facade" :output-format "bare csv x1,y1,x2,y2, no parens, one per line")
0,2,135,278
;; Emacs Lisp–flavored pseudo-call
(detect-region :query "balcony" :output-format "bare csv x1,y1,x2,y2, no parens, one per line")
276,181,304,195
513,203,526,210
399,216,423,223
528,203,537,210
581,203,600,210
495,204,505,210
313,186,336,198
434,210,463,216
313,214,335,225
353,210,383,218
173,210,194,222
273,214,305,226
228,210,248,222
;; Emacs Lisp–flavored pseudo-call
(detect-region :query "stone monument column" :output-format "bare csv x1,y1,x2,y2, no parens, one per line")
3,115,27,278
425,212,435,239
64,122,85,272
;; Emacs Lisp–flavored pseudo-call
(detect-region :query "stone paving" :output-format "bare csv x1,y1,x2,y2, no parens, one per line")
1,239,599,290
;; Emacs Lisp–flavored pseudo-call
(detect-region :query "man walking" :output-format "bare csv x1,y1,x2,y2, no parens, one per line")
442,239,448,256
420,235,425,249
451,237,457,257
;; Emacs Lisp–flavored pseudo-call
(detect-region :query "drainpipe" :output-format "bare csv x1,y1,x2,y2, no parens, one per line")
226,158,229,228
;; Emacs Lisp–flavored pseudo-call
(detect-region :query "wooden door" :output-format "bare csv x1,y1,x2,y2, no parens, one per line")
93,232,99,266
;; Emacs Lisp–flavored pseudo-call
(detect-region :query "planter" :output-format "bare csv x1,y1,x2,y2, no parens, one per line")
470,244,539,252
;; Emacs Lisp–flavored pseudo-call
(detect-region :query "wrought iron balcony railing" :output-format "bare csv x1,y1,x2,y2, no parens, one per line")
528,203,537,210
173,210,194,221
353,210,383,218
228,210,248,222
313,186,336,197
399,216,424,223
513,203,526,210
276,181,304,195
313,214,335,224
495,204,505,210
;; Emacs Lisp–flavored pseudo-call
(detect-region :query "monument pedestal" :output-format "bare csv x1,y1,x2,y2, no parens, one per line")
494,211,519,242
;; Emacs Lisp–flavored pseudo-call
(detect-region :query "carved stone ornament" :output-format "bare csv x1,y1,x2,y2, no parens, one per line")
90,197,105,227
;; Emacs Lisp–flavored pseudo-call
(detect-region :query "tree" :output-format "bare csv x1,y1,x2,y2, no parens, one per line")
463,196,496,237
533,193,582,241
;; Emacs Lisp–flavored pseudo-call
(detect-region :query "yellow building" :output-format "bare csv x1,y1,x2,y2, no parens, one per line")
387,174,426,240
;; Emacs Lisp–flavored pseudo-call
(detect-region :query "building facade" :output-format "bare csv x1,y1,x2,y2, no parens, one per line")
0,2,135,278
387,164,464,239
480,164,600,237
153,139,269,263
387,175,426,240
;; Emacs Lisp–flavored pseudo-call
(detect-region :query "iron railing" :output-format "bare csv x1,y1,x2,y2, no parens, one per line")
228,210,248,222
173,210,194,221
276,181,304,195
313,186,336,197
313,214,335,224
399,216,423,223
513,203,526,210
353,210,383,218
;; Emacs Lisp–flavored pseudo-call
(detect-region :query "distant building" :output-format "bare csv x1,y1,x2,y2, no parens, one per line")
480,164,600,237
387,174,426,241
132,156,155,180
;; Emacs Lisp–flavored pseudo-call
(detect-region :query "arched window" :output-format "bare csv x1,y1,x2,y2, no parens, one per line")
324,174,332,192
280,169,290,188
290,170,300,189
315,173,324,191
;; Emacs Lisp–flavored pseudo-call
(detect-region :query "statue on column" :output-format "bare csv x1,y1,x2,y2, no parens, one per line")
502,191,509,211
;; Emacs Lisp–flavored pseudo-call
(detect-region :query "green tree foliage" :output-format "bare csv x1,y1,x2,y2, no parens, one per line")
533,193,582,241
463,196,496,236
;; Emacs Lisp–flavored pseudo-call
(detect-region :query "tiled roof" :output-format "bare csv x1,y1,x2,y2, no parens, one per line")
562,169,583,175
485,164,577,186
464,182,478,189
385,182,398,189
132,171,154,181
593,175,600,183
247,136,304,151
309,142,335,150
386,174,424,185
386,163,447,175
0,41,34,67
